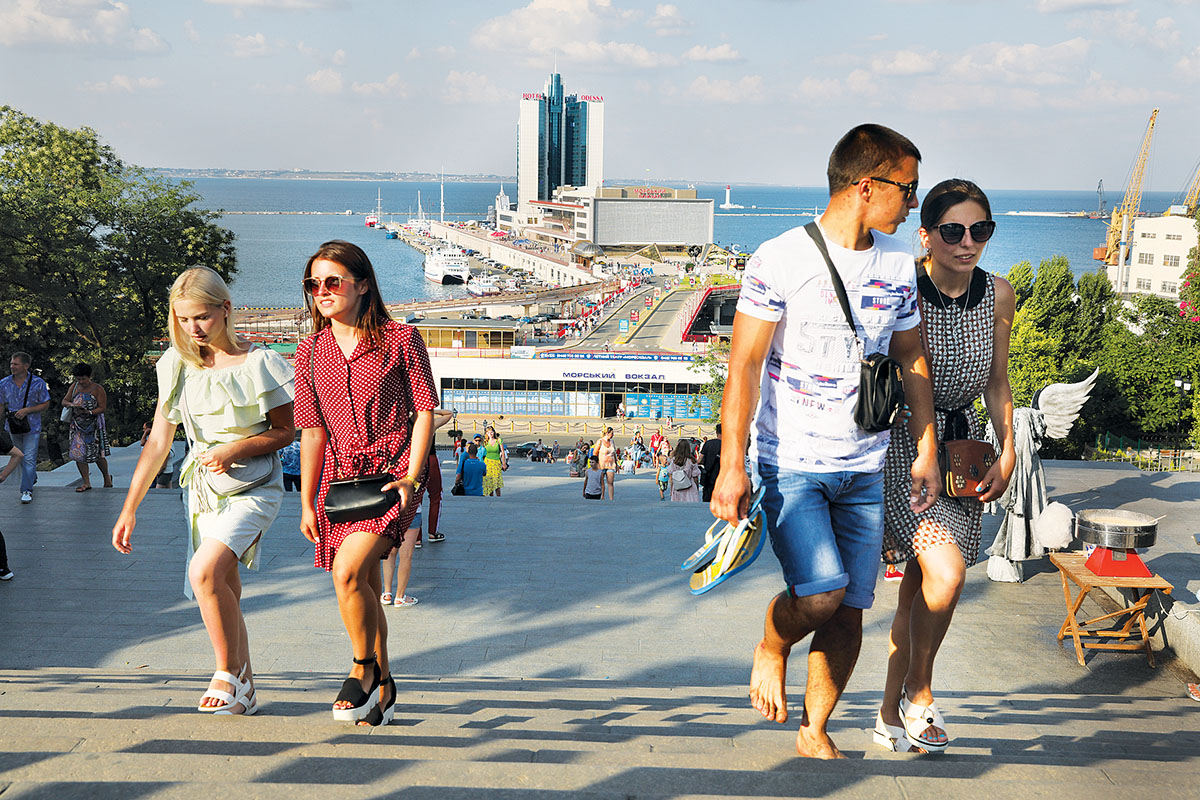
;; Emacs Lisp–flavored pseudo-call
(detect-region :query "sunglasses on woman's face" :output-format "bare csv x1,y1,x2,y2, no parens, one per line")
303,275,357,294
935,220,996,245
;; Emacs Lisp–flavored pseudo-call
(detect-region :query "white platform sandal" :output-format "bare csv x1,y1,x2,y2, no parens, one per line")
214,665,258,716
873,711,926,753
899,688,949,753
197,667,244,712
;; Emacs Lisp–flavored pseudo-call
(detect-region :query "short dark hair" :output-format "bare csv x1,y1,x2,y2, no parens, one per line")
11,352,31,365
919,178,992,230
468,443,478,456
71,363,93,378
827,124,921,195
715,423,722,435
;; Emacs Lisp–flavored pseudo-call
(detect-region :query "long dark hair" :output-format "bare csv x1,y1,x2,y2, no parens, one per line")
304,240,392,345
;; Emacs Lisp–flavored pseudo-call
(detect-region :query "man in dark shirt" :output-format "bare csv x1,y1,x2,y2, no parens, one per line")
699,423,722,503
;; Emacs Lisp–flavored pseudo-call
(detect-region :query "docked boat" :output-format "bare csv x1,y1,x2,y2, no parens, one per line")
424,246,470,285
466,275,501,296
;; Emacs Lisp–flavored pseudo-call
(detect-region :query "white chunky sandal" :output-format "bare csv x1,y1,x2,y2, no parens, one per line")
899,688,949,753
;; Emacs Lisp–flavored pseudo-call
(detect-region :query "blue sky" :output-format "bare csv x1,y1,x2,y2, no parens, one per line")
1,0,1198,191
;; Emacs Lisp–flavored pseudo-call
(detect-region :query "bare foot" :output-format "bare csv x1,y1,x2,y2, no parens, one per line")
749,640,789,723
796,723,845,759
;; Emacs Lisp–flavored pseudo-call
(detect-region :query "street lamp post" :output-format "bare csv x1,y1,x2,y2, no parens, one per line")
1174,375,1193,470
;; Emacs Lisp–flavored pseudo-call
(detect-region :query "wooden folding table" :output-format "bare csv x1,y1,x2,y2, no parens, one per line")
1049,552,1173,667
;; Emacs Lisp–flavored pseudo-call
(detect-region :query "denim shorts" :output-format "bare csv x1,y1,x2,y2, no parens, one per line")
757,463,885,610
408,507,423,532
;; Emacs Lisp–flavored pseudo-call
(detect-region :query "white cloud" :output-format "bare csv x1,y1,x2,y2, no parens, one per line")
332,48,345,65
297,41,345,64
305,68,343,94
682,43,742,63
685,75,764,103
1073,10,1181,50
947,37,1091,85
406,47,421,60
229,32,269,57
205,0,345,9
1037,0,1127,11
870,49,937,76
82,74,165,93
794,76,842,101
845,69,876,95
433,45,456,58
0,0,168,53
1176,46,1200,78
471,0,666,69
647,3,690,37
351,73,408,97
444,70,506,104
183,19,200,42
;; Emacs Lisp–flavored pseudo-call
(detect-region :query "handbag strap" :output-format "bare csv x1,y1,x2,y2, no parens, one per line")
804,221,864,357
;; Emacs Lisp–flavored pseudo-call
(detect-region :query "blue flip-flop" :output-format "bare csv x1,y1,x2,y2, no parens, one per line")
688,508,766,595
680,487,766,572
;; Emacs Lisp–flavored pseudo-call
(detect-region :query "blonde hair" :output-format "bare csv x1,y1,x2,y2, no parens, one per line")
167,267,242,368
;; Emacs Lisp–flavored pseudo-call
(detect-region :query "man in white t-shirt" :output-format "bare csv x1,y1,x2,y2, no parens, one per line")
711,124,941,759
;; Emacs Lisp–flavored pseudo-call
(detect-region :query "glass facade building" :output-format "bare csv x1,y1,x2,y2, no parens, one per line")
517,73,603,219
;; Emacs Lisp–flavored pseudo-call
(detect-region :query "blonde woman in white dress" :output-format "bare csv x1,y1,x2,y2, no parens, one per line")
113,267,295,715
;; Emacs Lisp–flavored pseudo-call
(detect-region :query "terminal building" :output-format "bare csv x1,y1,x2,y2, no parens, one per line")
1113,211,1198,299
525,185,714,252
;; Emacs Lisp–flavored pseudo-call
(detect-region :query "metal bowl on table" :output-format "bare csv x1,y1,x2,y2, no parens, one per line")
1075,509,1158,550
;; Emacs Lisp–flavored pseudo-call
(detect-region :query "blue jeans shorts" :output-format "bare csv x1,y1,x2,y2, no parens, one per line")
757,463,885,610
408,507,423,532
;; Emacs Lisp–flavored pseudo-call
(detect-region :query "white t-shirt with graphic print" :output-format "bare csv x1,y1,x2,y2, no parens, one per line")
736,222,920,473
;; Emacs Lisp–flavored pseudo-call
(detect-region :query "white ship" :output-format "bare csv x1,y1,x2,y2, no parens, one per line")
424,245,470,285
466,274,501,296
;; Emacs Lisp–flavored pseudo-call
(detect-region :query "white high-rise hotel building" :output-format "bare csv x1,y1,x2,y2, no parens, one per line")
515,72,604,222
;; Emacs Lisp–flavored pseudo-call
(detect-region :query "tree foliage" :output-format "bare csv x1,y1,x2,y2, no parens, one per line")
0,106,236,446
687,338,730,423
1179,205,1200,323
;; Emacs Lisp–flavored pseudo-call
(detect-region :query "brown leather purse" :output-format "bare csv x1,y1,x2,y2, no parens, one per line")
937,404,995,499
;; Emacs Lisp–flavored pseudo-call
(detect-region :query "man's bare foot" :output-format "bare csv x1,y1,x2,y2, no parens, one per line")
749,640,789,723
795,723,845,759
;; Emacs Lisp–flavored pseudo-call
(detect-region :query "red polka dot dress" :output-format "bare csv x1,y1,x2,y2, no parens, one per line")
293,321,440,570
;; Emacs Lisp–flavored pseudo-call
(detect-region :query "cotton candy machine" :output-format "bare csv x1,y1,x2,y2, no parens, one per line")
1076,509,1158,577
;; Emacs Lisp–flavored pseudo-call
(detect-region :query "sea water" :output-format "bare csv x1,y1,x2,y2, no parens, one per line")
183,178,1182,307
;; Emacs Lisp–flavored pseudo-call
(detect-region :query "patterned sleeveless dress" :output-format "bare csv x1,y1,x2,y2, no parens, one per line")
882,268,995,566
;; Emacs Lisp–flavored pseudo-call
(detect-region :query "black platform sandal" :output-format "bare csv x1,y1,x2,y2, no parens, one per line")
332,654,381,722
359,674,396,727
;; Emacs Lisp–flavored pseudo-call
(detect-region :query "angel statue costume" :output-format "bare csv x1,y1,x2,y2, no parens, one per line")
984,369,1098,582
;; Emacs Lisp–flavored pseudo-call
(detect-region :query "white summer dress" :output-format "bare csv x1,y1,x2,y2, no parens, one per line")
155,346,294,597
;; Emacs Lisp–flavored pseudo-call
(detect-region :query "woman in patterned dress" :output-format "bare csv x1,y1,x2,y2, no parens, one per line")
294,240,439,727
63,363,112,491
875,180,1016,753
481,425,506,496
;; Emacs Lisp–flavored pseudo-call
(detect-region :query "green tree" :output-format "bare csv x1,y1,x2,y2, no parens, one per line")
0,106,236,445
1068,269,1116,360
1007,260,1034,312
687,339,730,423
1007,307,1062,408
1022,255,1075,356
1179,204,1200,323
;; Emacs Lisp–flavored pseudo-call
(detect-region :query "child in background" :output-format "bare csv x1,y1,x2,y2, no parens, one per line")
582,456,604,500
656,457,670,501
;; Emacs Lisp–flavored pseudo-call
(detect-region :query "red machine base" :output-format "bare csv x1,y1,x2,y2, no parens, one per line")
1085,547,1152,578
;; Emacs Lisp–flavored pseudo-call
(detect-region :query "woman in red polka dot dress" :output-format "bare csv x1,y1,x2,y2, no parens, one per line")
294,240,439,727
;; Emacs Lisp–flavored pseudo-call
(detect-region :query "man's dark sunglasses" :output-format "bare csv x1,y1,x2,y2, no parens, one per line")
869,176,919,201
935,220,997,245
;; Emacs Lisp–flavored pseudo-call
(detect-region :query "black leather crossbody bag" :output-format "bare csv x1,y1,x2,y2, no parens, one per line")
804,222,906,433
308,342,411,525
5,377,32,435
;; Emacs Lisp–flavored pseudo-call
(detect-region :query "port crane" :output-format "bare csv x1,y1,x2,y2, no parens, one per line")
1181,160,1200,215
1094,108,1158,269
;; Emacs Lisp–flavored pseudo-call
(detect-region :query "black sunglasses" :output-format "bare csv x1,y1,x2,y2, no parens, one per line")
869,176,919,201
302,275,357,294
934,220,996,245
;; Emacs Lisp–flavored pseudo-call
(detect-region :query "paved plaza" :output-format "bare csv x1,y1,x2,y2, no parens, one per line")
1,452,1198,799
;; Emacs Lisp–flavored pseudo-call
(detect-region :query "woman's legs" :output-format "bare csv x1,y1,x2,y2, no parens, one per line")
97,455,112,487
392,526,419,601
330,531,394,714
881,543,965,743
188,538,254,711
380,546,398,599
74,460,91,489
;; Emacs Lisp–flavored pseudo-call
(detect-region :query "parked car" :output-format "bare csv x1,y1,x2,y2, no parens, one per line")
507,441,541,458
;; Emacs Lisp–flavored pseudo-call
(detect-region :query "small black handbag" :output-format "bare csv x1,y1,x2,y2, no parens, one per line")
804,222,906,433
5,377,32,435
308,347,406,525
